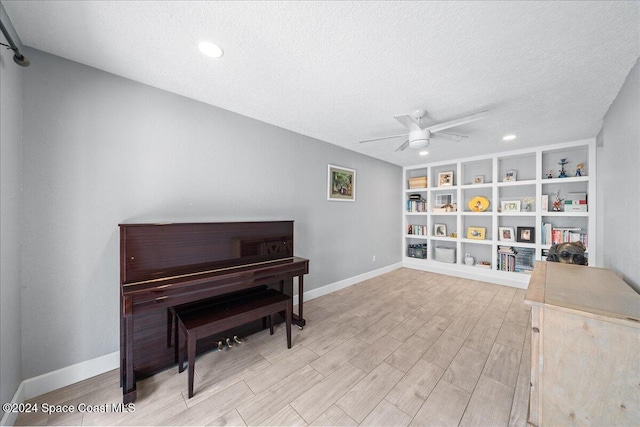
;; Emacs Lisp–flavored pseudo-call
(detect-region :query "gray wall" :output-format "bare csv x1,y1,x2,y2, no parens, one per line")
19,48,402,378
600,57,640,292
0,2,23,417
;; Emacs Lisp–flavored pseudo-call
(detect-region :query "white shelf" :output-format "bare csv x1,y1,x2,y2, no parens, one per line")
496,179,537,187
402,138,597,288
405,234,429,240
541,211,589,217
461,211,493,216
460,238,493,245
542,176,589,184
497,212,537,217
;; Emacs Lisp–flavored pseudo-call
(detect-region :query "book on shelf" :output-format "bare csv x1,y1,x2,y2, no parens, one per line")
496,246,534,273
541,222,588,247
407,224,427,236
406,197,427,212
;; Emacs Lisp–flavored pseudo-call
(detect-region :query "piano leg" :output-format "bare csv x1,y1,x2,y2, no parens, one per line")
293,274,306,329
123,313,137,403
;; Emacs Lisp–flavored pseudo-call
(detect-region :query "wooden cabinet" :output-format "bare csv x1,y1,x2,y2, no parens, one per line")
524,262,640,426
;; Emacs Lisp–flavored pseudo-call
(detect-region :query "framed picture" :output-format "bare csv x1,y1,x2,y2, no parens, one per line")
434,224,447,237
327,164,356,201
473,175,484,184
466,227,486,240
504,170,517,182
517,226,535,243
501,200,521,212
499,226,515,241
438,171,454,187
435,193,453,206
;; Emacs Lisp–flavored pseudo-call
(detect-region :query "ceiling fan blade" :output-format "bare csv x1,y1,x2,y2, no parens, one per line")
394,115,422,131
359,133,407,144
431,132,468,142
426,110,490,133
395,140,410,152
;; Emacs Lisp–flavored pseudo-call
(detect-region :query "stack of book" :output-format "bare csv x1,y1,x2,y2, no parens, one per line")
541,222,588,246
564,192,587,212
407,224,427,236
406,194,427,212
497,246,516,272
498,246,533,273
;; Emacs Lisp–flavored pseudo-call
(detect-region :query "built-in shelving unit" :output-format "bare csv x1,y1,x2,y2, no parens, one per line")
403,138,596,288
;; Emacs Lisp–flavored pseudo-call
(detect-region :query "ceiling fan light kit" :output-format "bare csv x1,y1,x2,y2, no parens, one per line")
360,108,489,153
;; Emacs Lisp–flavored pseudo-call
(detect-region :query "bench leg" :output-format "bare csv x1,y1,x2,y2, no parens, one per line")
178,325,186,373
286,303,292,349
269,314,274,335
187,332,196,398
167,308,173,348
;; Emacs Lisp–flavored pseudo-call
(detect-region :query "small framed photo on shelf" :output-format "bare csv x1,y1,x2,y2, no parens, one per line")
435,193,453,206
516,226,535,243
438,171,454,187
504,170,517,182
466,227,486,240
434,224,447,237
499,226,515,241
500,200,521,212
473,175,484,184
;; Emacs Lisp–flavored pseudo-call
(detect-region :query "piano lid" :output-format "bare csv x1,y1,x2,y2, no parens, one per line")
119,221,295,284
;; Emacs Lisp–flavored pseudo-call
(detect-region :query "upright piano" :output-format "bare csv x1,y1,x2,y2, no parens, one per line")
119,221,309,403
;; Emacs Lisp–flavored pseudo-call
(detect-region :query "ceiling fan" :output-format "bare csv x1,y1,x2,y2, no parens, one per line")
360,109,489,152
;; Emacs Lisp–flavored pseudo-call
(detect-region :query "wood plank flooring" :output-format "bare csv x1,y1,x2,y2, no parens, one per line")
15,268,531,426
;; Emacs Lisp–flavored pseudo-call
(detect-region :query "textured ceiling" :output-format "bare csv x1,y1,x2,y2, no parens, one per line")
3,1,639,166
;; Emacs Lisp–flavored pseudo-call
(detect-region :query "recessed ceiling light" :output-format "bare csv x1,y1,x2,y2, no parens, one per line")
198,41,224,58
502,134,517,141
419,151,429,156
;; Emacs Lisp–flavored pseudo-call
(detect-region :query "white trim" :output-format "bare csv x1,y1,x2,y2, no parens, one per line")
293,262,402,305
403,258,530,289
0,383,24,427
1,263,401,425
22,351,120,401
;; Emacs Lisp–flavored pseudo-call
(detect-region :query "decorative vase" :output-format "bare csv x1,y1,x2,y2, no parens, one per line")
464,253,475,266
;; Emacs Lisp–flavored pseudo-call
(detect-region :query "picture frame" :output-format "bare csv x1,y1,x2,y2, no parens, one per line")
435,193,453,206
327,164,356,201
499,226,515,241
434,224,447,237
501,200,521,212
504,170,517,182
438,171,454,187
466,226,486,240
516,226,535,243
473,175,484,184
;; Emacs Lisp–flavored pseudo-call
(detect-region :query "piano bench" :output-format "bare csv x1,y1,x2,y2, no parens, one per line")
174,289,292,398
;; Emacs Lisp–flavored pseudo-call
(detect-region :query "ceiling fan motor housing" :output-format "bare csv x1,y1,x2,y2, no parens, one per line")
409,129,430,149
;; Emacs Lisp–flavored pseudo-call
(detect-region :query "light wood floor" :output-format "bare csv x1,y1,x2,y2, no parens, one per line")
16,268,532,426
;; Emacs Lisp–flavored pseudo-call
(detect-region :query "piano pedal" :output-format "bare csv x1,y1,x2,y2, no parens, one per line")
233,335,243,344
225,337,234,348
217,340,224,351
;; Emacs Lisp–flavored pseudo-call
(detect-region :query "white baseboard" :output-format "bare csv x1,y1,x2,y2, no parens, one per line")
0,383,24,427
293,262,403,305
1,262,402,425
403,259,530,289
21,351,121,401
